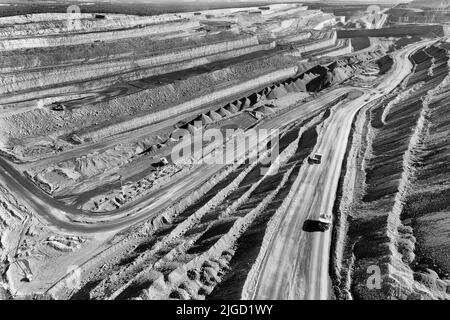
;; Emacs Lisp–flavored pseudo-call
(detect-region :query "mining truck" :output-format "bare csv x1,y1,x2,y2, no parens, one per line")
50,102,67,111
316,213,332,231
308,153,322,164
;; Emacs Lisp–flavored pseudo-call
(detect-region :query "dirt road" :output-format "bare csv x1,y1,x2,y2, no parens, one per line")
244,40,433,300
0,87,352,233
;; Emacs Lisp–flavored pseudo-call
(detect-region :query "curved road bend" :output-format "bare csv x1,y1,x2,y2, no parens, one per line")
0,87,352,233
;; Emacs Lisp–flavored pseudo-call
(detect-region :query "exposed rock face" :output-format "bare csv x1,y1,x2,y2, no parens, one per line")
0,20,200,51
5,4,431,301
331,44,450,300
0,37,265,95
0,14,184,39
72,66,298,143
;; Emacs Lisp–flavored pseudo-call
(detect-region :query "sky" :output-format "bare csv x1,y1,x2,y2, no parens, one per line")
0,0,414,4
37,0,413,3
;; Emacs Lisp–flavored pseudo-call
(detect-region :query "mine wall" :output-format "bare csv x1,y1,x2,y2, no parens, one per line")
0,36,260,94
337,25,445,38
34,70,322,202
0,183,30,299
60,110,330,300
4,4,428,301
400,47,450,293
0,15,186,39
331,44,450,300
288,30,337,57
141,166,295,300
0,54,303,152
0,20,200,51
0,12,183,25
0,42,278,105
0,31,244,73
99,100,341,300
45,114,303,299
1,52,357,162
315,39,353,59
73,66,299,142
278,31,311,44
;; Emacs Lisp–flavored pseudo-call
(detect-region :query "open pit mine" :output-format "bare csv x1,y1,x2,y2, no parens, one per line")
0,1,449,301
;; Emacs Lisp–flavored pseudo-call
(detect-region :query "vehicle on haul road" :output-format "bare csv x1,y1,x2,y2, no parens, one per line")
318,212,332,224
308,153,322,164
153,157,169,168
160,157,169,165
303,212,332,232
50,102,67,111
316,212,332,231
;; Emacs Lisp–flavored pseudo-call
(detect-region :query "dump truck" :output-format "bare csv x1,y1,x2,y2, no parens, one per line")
316,212,332,231
153,157,169,168
308,153,322,164
303,212,332,232
50,102,67,111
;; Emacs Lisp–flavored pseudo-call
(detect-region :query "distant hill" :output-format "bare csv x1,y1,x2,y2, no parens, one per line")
408,0,450,8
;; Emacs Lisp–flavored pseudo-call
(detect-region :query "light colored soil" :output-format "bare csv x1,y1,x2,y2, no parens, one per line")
331,44,450,300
